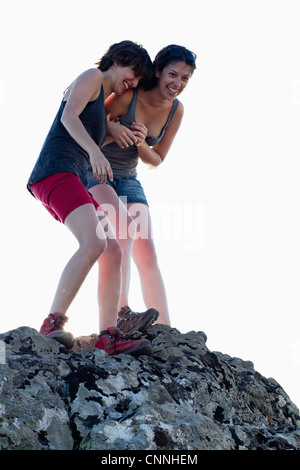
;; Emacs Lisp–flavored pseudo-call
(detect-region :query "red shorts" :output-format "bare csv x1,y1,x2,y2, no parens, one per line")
32,172,103,223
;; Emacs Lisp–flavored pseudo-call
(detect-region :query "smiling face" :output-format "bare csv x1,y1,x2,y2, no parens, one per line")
156,61,193,100
114,65,141,95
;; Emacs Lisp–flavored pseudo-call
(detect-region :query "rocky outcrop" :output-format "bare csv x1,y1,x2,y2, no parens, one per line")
0,325,299,450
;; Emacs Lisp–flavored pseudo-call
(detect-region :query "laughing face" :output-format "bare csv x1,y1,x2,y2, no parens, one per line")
114,65,141,95
156,61,193,100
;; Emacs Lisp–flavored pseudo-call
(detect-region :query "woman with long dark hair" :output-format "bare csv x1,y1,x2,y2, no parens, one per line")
88,45,197,333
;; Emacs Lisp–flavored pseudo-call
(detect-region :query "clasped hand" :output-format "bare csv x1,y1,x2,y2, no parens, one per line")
107,114,148,149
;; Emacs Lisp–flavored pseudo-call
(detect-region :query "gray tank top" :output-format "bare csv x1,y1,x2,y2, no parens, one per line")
101,88,179,178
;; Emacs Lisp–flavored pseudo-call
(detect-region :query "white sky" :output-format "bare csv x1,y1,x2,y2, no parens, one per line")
1,0,300,409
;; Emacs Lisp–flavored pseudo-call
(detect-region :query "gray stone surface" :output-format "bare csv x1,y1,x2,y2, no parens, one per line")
0,325,299,450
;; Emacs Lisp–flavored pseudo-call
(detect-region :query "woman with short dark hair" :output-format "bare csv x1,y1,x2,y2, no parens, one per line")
27,41,154,356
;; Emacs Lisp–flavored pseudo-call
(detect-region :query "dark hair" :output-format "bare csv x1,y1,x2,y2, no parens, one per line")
96,40,153,84
145,44,197,90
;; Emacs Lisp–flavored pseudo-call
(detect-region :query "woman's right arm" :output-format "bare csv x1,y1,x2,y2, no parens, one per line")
61,68,113,183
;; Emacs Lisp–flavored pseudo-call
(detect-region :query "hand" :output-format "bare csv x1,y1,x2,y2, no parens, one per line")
131,122,148,147
106,113,137,149
89,148,113,184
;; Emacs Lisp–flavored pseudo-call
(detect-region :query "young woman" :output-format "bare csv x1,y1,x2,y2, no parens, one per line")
87,45,197,327
27,41,157,356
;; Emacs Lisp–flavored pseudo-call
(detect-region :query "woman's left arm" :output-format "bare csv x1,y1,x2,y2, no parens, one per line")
136,102,184,168
103,91,138,148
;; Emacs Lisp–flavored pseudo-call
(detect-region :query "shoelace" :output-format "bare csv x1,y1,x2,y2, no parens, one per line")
49,314,66,329
108,329,122,354
111,330,122,342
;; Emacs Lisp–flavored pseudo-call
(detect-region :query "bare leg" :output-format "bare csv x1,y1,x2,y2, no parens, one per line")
89,184,136,311
96,210,122,331
49,203,107,317
127,203,171,326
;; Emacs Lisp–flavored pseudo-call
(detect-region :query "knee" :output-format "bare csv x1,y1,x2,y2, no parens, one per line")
143,250,158,270
86,238,107,264
98,239,122,266
110,241,123,266
134,242,158,270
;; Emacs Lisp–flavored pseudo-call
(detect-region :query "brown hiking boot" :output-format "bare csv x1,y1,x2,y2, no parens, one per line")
117,306,159,337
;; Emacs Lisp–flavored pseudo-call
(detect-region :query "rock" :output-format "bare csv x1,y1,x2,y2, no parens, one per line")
71,334,98,352
0,324,299,450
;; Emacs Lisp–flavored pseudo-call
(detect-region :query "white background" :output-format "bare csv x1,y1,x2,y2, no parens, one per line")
1,0,300,409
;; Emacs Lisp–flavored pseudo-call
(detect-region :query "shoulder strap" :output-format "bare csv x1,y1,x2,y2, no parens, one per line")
125,88,138,121
165,98,179,128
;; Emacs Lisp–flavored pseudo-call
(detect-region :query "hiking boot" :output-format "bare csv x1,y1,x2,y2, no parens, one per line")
39,313,75,349
117,306,159,337
95,327,152,356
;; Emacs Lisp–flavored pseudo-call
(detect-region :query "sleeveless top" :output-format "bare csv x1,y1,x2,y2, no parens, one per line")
27,84,106,195
99,88,179,178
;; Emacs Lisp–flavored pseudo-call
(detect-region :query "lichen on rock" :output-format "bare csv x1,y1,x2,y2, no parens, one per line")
0,324,299,450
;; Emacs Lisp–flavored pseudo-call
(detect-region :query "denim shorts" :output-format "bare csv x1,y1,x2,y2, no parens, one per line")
87,169,149,206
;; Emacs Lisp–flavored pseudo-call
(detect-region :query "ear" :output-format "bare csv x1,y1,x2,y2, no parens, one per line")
155,68,160,78
114,59,120,67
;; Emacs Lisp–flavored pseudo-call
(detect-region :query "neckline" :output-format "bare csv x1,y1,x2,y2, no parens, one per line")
133,88,178,140
62,84,104,104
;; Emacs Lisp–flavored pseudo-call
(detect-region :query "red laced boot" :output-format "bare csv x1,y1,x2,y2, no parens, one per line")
39,313,75,349
95,327,152,356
